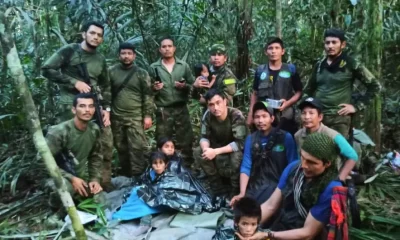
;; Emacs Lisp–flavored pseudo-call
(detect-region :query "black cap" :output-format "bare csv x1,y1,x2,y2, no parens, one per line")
253,101,274,116
298,97,323,111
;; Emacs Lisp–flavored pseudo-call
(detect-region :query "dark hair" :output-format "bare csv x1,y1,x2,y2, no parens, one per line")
233,197,262,223
73,93,95,107
82,20,104,33
265,37,284,49
118,42,135,53
300,104,322,115
324,28,346,42
159,36,175,46
203,89,226,102
194,63,209,78
157,137,175,149
149,151,168,165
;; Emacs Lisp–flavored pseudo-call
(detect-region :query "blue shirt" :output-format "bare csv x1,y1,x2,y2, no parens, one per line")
240,131,298,176
278,161,342,224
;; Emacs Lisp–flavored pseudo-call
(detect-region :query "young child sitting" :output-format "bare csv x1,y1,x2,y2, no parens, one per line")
157,137,186,172
213,197,262,240
112,151,168,221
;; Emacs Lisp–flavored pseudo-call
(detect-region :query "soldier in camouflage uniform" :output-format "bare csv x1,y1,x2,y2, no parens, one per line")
194,89,248,197
149,37,195,168
109,43,153,177
193,44,237,106
42,21,114,190
45,93,103,206
304,28,381,138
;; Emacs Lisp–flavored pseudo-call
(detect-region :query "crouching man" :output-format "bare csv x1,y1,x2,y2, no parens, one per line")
244,133,342,240
46,93,104,207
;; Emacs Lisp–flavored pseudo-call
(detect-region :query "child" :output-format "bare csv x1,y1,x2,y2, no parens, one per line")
157,137,186,173
234,197,262,238
112,151,168,221
212,197,262,240
193,63,216,104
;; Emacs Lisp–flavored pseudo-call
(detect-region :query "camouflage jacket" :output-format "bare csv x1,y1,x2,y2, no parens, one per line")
42,43,111,107
109,63,154,120
200,107,247,151
45,119,103,182
210,65,237,105
304,53,381,115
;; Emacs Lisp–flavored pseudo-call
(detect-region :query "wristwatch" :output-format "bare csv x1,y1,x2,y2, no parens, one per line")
105,107,111,112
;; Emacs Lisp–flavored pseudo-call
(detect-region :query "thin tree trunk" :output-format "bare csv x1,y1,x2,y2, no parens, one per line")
235,0,253,79
364,0,383,152
275,0,282,38
0,7,87,240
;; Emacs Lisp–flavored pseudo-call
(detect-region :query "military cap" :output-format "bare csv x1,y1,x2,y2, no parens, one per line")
209,44,227,55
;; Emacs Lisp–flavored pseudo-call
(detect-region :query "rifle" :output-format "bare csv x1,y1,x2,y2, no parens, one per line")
55,149,78,176
77,63,105,129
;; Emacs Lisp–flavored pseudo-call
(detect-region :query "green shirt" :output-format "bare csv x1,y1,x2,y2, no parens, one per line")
304,54,381,115
109,63,153,120
200,107,247,151
45,119,103,182
149,58,195,107
42,43,111,107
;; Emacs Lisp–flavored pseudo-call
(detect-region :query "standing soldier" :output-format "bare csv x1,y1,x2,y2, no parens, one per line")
247,38,303,135
193,44,237,106
42,21,114,191
109,43,153,177
304,28,381,138
149,37,195,169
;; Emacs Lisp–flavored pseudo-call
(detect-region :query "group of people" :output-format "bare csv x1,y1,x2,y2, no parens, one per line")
41,19,381,239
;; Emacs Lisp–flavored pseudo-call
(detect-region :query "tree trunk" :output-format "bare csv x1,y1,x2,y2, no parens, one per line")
275,0,282,38
364,0,383,152
235,0,253,79
0,7,87,240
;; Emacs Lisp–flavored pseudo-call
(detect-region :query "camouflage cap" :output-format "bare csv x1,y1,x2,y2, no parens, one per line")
209,44,227,55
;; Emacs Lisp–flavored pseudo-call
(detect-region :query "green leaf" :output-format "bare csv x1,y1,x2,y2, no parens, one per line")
0,114,16,120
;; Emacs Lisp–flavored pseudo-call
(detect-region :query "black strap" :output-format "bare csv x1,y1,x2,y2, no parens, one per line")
112,67,137,98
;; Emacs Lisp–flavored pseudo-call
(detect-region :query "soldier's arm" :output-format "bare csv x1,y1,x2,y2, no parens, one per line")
41,46,79,89
353,63,381,111
230,110,248,152
98,59,111,108
199,112,211,150
303,63,318,98
184,63,195,90
88,133,103,183
141,70,154,118
45,131,75,181
223,73,237,100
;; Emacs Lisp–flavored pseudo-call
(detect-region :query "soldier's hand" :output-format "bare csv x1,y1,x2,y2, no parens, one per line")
71,177,89,197
278,99,288,112
230,193,245,207
338,103,356,116
144,116,152,130
89,181,103,194
153,82,164,91
202,148,217,160
175,81,186,89
102,110,111,127
193,76,209,88
75,81,91,93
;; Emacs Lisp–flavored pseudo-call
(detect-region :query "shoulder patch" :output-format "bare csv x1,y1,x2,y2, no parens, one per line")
223,78,236,85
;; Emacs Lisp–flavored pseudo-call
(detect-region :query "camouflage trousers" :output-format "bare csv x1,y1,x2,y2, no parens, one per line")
155,105,194,168
193,146,242,197
55,103,114,185
111,115,149,177
323,114,351,139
